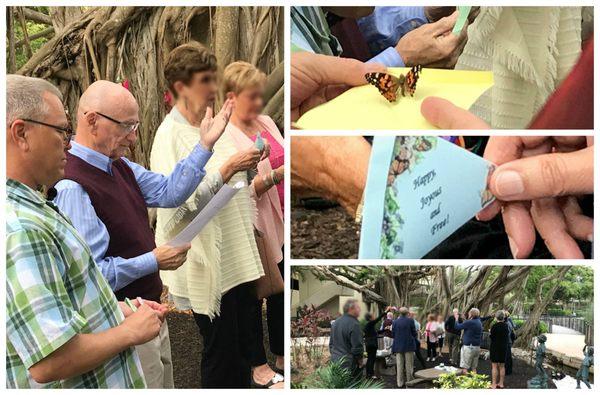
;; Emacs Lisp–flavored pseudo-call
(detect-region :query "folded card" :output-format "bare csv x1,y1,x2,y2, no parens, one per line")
295,68,493,130
359,136,495,259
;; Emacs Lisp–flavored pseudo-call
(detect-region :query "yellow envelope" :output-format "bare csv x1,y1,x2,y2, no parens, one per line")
295,68,494,130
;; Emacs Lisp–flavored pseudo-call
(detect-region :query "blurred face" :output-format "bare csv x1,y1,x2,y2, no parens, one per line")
11,92,71,186
175,70,218,111
232,84,264,121
349,303,361,318
85,100,139,160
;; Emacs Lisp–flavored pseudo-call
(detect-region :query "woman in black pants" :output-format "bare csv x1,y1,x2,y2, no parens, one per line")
248,261,285,388
364,307,391,379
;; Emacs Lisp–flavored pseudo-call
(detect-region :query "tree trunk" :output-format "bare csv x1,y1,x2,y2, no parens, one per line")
514,267,571,348
11,6,283,168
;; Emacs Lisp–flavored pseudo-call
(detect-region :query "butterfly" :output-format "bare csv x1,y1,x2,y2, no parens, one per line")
365,65,422,103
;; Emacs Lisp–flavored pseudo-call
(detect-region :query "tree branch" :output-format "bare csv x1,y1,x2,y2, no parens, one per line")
15,26,55,47
20,7,52,25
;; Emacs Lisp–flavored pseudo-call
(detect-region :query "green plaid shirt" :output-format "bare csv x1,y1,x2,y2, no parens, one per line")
6,179,146,388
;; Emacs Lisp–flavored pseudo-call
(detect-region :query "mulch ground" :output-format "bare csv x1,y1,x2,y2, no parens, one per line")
292,343,563,389
378,346,556,389
291,204,359,259
167,309,275,388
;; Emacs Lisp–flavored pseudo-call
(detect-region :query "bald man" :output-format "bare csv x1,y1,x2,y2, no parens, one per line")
53,80,233,388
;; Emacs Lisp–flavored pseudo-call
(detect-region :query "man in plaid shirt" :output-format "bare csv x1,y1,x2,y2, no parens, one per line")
6,75,165,388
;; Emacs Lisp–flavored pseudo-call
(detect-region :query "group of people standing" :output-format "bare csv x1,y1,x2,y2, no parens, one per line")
6,41,284,389
329,301,516,389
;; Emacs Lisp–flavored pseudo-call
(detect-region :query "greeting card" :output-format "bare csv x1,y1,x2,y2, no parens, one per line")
359,136,495,259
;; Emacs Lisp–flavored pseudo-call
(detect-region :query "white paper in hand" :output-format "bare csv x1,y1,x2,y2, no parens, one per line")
167,181,245,246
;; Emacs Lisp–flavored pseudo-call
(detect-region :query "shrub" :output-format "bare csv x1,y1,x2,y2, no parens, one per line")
292,305,333,337
435,372,491,389
512,319,548,334
291,305,333,369
298,360,385,389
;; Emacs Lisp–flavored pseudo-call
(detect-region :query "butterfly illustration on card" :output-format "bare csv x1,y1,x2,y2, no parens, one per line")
365,65,422,103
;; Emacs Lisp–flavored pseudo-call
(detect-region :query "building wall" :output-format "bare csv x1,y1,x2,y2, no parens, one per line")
292,269,369,318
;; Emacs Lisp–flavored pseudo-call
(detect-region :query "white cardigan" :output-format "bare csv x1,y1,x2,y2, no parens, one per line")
150,111,264,319
456,6,582,129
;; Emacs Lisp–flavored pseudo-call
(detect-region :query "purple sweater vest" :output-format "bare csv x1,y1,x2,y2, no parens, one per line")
64,152,162,302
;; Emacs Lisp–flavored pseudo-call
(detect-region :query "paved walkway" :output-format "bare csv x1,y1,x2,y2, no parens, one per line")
545,332,586,357
552,324,583,335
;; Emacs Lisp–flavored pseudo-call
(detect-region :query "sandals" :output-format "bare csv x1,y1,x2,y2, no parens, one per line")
251,372,285,389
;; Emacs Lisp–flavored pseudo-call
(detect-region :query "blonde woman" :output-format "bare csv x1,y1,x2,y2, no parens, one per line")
222,61,284,388
150,43,264,388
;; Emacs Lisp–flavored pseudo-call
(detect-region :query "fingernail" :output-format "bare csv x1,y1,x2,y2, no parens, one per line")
494,170,525,198
587,234,593,242
508,236,519,258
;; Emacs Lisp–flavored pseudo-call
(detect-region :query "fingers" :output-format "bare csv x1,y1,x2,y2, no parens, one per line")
476,199,501,221
291,52,386,111
561,196,593,242
218,98,234,122
489,146,593,201
484,136,551,166
531,198,584,259
420,96,491,129
501,202,536,259
260,141,271,161
203,106,213,121
177,243,191,253
430,11,458,36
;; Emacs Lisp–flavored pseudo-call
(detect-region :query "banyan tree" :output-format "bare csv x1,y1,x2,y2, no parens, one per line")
7,6,284,167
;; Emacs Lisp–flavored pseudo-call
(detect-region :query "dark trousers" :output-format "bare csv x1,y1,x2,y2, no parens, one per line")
438,337,444,355
427,340,437,359
505,344,513,375
193,282,254,388
414,339,426,369
249,261,284,366
365,345,377,377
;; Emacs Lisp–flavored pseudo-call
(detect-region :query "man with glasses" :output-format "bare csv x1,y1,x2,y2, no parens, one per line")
53,79,233,388
6,75,166,388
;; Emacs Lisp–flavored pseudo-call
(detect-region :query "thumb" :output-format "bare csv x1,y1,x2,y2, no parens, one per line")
179,243,192,252
420,96,490,129
489,147,593,201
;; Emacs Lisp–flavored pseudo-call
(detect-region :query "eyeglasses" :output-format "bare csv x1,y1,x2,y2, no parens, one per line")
22,119,73,144
86,111,140,134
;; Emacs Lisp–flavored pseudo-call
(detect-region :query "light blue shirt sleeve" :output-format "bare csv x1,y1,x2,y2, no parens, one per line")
368,47,405,67
359,6,427,67
123,143,212,208
54,180,158,292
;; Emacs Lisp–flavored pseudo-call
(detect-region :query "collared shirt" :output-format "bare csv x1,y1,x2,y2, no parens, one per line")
358,7,428,67
54,140,212,292
6,179,145,388
291,6,426,67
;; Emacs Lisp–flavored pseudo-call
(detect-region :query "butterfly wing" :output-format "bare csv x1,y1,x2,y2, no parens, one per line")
402,65,422,97
365,72,400,102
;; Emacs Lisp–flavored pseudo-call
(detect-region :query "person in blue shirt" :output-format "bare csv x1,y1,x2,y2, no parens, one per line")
292,6,468,68
53,79,237,388
454,308,484,374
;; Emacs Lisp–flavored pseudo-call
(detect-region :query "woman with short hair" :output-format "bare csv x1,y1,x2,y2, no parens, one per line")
222,61,285,388
150,43,264,388
489,310,510,389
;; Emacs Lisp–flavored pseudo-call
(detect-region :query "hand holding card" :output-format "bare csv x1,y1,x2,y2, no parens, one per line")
359,136,495,258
